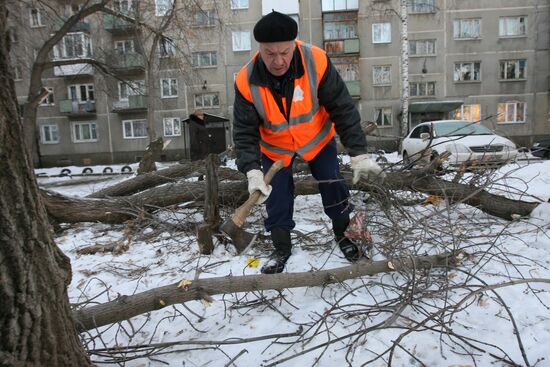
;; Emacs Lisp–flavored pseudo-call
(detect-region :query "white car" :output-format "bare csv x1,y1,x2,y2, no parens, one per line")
400,120,518,167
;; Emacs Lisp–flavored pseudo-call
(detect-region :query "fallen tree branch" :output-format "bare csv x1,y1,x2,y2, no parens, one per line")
42,169,540,224
73,251,457,332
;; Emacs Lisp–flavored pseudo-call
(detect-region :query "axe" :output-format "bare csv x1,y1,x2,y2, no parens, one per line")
220,160,285,254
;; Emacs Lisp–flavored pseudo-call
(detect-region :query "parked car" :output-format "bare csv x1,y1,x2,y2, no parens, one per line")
531,139,550,159
400,120,518,167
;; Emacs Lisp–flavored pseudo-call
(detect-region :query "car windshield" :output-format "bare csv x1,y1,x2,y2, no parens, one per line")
433,121,492,137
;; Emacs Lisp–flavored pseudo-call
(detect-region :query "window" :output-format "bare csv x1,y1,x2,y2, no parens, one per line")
453,19,481,39
333,57,359,81
410,124,430,139
13,64,23,80
159,37,176,57
372,23,391,44
192,51,217,67
499,16,526,37
68,84,94,103
54,32,92,59
373,66,391,85
30,8,44,27
192,9,218,26
115,40,135,54
232,31,251,51
155,0,174,16
161,78,178,98
375,107,392,127
323,12,357,40
113,0,134,13
454,62,481,82
41,124,59,144
194,93,219,108
409,39,435,56
497,102,526,123
230,0,249,10
321,0,358,11
410,81,435,97
123,119,147,138
40,87,55,106
72,122,97,142
408,0,435,13
500,59,526,80
163,117,181,136
119,80,145,100
452,104,481,122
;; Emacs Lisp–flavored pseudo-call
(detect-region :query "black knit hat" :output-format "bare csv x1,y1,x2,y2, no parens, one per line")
253,11,298,43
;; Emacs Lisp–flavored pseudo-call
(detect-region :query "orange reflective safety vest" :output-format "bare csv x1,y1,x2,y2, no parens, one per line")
235,40,335,167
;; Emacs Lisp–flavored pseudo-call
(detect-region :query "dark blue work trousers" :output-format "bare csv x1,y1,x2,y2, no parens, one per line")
262,138,353,232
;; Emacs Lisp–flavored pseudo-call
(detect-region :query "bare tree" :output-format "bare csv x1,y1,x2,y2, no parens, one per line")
0,4,92,365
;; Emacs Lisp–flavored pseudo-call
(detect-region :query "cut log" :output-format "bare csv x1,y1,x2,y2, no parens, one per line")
42,170,540,224
73,251,457,332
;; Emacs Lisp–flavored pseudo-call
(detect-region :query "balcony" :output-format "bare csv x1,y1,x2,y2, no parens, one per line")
324,38,360,55
113,95,147,113
345,81,361,99
53,63,94,77
59,100,96,116
103,14,136,34
53,18,91,32
108,52,145,74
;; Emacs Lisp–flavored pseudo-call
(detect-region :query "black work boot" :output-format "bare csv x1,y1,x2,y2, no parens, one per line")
332,215,361,262
261,228,292,274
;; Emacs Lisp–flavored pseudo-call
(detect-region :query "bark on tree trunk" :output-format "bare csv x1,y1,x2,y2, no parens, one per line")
73,252,457,332
0,8,92,365
41,171,539,224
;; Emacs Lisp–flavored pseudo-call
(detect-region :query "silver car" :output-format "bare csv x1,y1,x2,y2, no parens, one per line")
400,120,518,167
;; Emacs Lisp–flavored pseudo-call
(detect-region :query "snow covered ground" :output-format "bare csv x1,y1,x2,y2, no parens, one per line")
39,157,550,367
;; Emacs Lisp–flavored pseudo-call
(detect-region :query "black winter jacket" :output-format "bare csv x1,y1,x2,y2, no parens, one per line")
232,43,368,174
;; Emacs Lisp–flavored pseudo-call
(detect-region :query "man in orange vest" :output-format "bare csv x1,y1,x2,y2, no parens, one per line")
233,11,385,274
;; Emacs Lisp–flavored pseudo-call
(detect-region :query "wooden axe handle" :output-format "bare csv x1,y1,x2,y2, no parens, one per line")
232,160,285,227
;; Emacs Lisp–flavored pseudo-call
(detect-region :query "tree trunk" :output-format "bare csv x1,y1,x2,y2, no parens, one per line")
41,171,539,224
0,7,92,365
73,252,457,331
400,0,410,136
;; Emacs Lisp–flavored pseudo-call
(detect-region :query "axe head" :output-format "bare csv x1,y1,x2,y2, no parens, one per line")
220,219,257,254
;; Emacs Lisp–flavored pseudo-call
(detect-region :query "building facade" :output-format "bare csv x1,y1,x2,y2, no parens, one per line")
9,0,550,166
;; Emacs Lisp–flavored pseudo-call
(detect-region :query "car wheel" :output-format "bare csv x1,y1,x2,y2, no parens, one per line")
121,165,132,173
102,167,113,174
545,149,550,160
82,167,93,174
60,168,71,176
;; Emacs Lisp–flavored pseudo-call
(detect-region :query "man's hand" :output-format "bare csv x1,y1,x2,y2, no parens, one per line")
246,169,272,204
350,154,386,184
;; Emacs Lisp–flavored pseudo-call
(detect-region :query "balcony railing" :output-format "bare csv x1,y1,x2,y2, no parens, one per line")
53,18,91,32
108,52,145,73
104,14,136,32
345,80,361,98
113,95,147,112
324,38,360,55
59,100,96,115
53,63,94,77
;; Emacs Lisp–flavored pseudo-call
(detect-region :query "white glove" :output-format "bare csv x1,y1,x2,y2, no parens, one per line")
350,154,386,184
246,169,272,204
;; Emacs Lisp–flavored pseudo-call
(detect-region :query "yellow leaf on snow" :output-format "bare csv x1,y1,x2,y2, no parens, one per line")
246,258,260,268
177,279,193,289
423,195,444,206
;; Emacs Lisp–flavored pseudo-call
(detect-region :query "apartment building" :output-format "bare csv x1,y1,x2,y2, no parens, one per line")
9,0,550,166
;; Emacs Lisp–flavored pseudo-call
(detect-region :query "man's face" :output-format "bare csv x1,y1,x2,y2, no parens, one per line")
259,40,296,77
